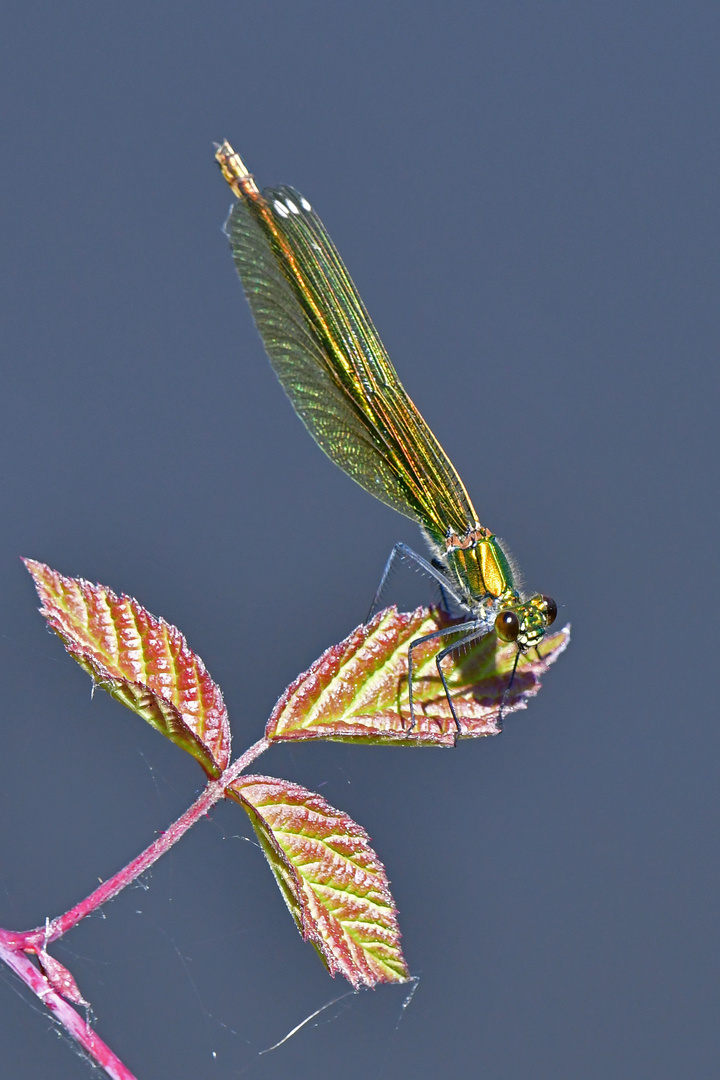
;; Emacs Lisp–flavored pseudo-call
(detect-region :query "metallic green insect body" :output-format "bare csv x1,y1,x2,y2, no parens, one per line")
216,141,556,731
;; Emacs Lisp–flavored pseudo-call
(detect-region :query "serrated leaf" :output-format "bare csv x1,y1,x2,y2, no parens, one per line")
267,606,570,746
24,560,230,776
228,775,409,987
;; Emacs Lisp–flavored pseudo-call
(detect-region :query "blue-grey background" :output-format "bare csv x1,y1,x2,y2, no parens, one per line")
1,3,718,1078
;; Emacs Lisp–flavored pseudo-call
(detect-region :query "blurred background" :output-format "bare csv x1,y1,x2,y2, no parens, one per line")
1,3,718,1078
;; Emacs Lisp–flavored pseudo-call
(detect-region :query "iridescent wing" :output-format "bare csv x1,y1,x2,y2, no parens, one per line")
219,144,480,546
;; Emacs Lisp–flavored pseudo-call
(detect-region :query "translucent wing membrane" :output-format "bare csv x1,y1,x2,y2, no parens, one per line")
226,181,479,544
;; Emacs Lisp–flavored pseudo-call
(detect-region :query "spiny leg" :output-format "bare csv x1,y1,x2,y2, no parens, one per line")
406,620,479,732
495,646,522,731
435,628,491,737
368,542,466,622
431,557,454,613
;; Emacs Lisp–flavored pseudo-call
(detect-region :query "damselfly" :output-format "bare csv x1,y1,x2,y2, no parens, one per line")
216,141,557,732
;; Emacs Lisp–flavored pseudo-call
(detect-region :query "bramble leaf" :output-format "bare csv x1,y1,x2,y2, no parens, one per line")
24,560,230,776
228,775,409,987
267,606,569,746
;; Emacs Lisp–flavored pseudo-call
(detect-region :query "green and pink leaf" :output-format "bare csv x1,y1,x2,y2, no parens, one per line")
24,560,230,776
267,605,570,746
229,775,409,987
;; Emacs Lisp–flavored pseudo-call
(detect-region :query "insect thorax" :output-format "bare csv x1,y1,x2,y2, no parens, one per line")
444,527,518,610
444,530,550,649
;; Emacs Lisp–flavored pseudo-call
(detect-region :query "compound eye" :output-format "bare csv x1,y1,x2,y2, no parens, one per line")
495,610,520,642
542,595,558,626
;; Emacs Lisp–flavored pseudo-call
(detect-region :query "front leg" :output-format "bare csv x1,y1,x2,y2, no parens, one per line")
406,621,479,732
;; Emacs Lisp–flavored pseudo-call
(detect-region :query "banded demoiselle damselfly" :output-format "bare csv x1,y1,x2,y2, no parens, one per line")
216,141,557,732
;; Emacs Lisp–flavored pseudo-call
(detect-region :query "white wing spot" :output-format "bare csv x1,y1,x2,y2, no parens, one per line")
285,199,299,214
300,197,312,211
273,200,290,218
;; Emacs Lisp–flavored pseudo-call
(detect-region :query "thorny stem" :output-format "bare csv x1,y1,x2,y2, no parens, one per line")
0,735,271,1079
0,942,137,1080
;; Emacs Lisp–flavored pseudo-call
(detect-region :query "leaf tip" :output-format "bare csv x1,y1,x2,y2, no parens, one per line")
22,556,48,584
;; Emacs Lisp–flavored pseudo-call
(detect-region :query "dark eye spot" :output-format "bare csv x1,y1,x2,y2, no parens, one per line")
542,596,557,625
495,610,520,642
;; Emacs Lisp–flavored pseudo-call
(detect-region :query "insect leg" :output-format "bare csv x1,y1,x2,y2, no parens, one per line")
431,558,454,613
434,628,491,737
367,542,466,622
406,620,479,732
496,647,522,731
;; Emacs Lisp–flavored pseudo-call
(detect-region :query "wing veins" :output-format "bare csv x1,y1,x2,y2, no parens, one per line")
228,185,480,539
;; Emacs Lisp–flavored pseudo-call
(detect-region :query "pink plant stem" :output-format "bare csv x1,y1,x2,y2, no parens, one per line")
0,941,139,1080
0,736,269,953
0,736,270,1080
